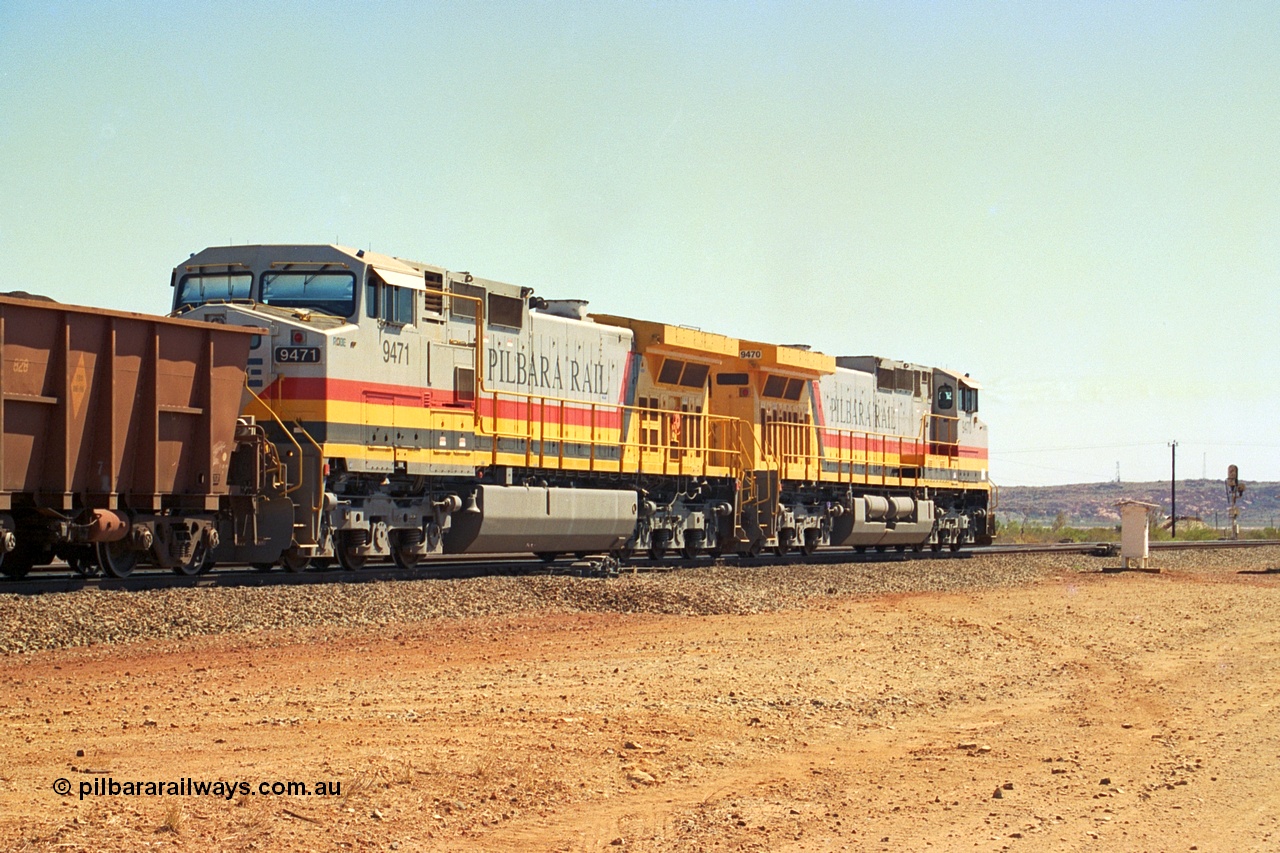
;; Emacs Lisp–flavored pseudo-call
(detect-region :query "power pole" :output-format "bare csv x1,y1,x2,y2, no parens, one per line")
1169,441,1178,538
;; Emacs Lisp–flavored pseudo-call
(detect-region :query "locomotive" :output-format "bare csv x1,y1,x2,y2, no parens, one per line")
0,244,991,578
171,244,991,572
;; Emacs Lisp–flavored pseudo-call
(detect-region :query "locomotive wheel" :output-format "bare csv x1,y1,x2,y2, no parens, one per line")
336,548,366,571
252,562,276,572
96,540,137,578
537,552,560,563
391,545,419,570
681,532,704,561
336,533,368,571
280,548,311,573
774,531,794,557
311,557,334,571
800,529,820,557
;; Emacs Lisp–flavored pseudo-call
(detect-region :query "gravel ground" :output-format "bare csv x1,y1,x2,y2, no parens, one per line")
5,545,1280,850
2,547,1276,655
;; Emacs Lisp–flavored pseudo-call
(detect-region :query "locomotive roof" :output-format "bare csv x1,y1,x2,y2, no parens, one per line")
183,243,422,272
183,244,463,285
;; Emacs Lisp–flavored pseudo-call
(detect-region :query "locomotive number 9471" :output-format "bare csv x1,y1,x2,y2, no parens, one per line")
274,346,321,363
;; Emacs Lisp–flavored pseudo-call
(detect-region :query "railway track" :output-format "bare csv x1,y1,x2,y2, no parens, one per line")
3,539,1276,597
972,538,1280,557
0,547,961,596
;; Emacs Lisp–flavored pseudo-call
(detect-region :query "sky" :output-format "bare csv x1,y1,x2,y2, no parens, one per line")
1,1,1276,486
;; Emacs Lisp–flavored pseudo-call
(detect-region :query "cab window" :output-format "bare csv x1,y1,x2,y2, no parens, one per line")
261,271,356,317
366,278,415,325
175,272,252,309
937,384,954,410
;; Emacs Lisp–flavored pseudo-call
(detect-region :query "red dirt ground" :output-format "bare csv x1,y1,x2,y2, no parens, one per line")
3,559,1280,851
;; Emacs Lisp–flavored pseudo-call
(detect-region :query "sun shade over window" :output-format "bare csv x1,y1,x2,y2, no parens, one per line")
366,271,416,325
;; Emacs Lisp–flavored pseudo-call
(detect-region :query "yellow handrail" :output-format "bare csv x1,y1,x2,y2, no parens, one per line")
243,383,305,497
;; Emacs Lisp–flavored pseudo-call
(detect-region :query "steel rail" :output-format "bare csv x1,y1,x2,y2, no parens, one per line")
2,539,1276,597
0,548,962,596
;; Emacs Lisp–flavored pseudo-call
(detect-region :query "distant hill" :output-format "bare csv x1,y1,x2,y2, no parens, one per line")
995,479,1280,529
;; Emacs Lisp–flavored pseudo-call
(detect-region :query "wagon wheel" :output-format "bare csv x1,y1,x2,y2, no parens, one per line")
96,540,138,578
949,539,963,553
66,546,102,578
280,547,311,573
800,529,820,557
610,542,635,565
311,557,334,571
648,540,669,561
171,539,210,577
536,552,560,564
251,562,276,572
0,544,36,580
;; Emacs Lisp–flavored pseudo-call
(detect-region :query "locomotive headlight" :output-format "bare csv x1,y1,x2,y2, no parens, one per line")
291,330,305,345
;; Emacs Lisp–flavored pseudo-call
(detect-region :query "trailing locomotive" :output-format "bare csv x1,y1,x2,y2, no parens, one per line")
170,244,991,572
0,243,991,578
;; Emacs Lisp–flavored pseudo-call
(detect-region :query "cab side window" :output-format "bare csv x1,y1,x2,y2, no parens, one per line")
366,277,415,325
